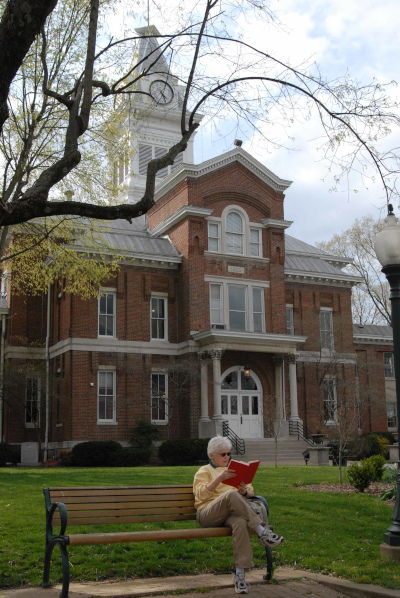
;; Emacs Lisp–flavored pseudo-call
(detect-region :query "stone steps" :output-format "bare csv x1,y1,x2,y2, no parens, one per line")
231,437,311,465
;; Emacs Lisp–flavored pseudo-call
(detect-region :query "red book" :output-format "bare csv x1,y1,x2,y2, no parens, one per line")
221,459,260,488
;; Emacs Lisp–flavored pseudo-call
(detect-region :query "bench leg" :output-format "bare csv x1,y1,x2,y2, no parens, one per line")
263,546,273,581
42,539,70,598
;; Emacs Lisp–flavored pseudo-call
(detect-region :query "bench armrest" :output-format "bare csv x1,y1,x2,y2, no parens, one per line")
45,500,68,544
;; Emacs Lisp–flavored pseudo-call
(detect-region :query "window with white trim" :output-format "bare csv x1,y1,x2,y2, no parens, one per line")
384,352,395,378
323,378,337,424
210,284,223,326
151,373,168,423
209,282,265,332
387,403,397,428
320,309,334,351
286,305,294,335
249,228,261,257
151,296,168,340
208,222,221,252
98,370,116,422
207,206,263,258
98,292,116,337
25,377,40,427
226,211,244,254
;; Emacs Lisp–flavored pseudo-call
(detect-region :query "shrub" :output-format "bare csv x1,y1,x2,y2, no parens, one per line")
129,420,161,449
349,433,384,460
159,438,210,466
347,460,375,492
375,431,396,445
113,447,151,466
364,454,386,481
71,440,122,467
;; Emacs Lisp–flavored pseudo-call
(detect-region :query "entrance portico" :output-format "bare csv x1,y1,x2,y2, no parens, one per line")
194,328,306,439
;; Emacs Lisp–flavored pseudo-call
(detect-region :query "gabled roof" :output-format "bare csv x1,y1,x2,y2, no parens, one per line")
154,147,292,199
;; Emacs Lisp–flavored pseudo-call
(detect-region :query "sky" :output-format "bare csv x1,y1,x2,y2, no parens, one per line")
137,0,400,246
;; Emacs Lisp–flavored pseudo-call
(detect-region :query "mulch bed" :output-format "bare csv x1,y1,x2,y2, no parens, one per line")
296,482,395,506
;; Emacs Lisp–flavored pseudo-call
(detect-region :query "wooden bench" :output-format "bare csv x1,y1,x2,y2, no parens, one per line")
43,485,273,598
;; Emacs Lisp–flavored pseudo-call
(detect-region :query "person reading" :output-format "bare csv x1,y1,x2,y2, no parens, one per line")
193,436,284,595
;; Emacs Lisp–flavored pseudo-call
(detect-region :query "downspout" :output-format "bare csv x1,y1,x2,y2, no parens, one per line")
0,314,6,442
44,282,51,461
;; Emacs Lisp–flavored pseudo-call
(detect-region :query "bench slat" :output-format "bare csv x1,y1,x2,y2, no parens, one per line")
54,500,195,511
52,506,196,520
49,486,193,497
63,513,197,525
68,526,232,546
49,494,194,506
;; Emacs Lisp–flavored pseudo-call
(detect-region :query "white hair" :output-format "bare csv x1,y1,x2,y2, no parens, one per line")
207,435,232,459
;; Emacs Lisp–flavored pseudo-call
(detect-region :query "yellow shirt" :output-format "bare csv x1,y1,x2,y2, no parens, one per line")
193,463,254,511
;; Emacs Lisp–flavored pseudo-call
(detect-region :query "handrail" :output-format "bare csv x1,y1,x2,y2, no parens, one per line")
222,421,245,455
289,420,315,446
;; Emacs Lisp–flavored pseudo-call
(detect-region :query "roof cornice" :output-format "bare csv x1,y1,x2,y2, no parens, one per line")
150,206,213,236
285,270,362,288
262,218,293,230
353,333,393,344
154,148,292,200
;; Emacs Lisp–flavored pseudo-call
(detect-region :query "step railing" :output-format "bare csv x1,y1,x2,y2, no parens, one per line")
289,420,315,446
222,421,245,455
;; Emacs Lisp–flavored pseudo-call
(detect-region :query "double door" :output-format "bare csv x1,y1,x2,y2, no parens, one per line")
221,392,262,438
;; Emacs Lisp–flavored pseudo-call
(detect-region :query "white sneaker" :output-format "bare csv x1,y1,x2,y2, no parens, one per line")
233,573,249,594
258,529,284,547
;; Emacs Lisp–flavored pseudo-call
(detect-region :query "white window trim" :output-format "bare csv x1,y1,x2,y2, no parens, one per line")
25,377,40,428
323,377,337,425
206,205,263,258
286,304,294,335
151,372,168,425
384,352,395,378
97,369,117,424
150,294,168,341
208,221,221,252
320,308,334,352
208,279,265,332
98,289,116,339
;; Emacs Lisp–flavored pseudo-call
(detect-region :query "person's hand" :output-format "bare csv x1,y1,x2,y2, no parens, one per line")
218,468,236,482
238,481,247,496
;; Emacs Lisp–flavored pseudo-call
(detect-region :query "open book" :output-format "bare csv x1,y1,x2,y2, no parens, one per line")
221,459,260,488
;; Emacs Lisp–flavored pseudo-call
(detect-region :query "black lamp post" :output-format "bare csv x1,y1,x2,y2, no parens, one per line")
374,204,400,560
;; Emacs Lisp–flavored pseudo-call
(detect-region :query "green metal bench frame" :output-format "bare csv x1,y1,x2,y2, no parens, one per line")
42,485,273,598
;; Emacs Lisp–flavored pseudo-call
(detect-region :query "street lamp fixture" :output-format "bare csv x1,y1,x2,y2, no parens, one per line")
374,204,400,561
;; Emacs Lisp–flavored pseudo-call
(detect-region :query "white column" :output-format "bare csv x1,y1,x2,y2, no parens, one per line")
210,349,224,420
273,355,284,420
199,353,210,422
287,354,300,421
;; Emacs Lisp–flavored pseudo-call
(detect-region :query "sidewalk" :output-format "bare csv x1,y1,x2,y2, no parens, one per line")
1,568,399,598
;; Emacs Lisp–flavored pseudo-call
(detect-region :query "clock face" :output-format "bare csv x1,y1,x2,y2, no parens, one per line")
150,80,174,105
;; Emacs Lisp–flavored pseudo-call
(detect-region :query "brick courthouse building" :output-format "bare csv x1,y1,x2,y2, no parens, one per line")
0,28,396,458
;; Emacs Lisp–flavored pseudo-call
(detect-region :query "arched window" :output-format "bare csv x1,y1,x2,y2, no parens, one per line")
226,211,244,254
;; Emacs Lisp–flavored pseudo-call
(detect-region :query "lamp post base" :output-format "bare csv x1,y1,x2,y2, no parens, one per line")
380,543,400,561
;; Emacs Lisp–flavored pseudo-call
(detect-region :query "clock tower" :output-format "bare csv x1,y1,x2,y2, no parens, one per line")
119,26,201,204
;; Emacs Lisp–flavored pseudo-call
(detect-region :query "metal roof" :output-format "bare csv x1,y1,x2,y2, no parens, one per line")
353,323,393,340
73,217,181,260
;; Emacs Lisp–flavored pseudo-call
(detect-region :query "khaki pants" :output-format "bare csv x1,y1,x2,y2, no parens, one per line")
196,489,262,569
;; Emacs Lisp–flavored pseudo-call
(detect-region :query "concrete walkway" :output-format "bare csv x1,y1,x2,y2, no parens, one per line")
1,568,399,598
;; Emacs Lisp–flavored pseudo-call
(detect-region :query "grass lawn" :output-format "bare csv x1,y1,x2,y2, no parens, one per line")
0,465,398,591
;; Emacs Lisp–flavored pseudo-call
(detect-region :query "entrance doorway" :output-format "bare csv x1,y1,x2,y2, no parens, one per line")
221,367,263,438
